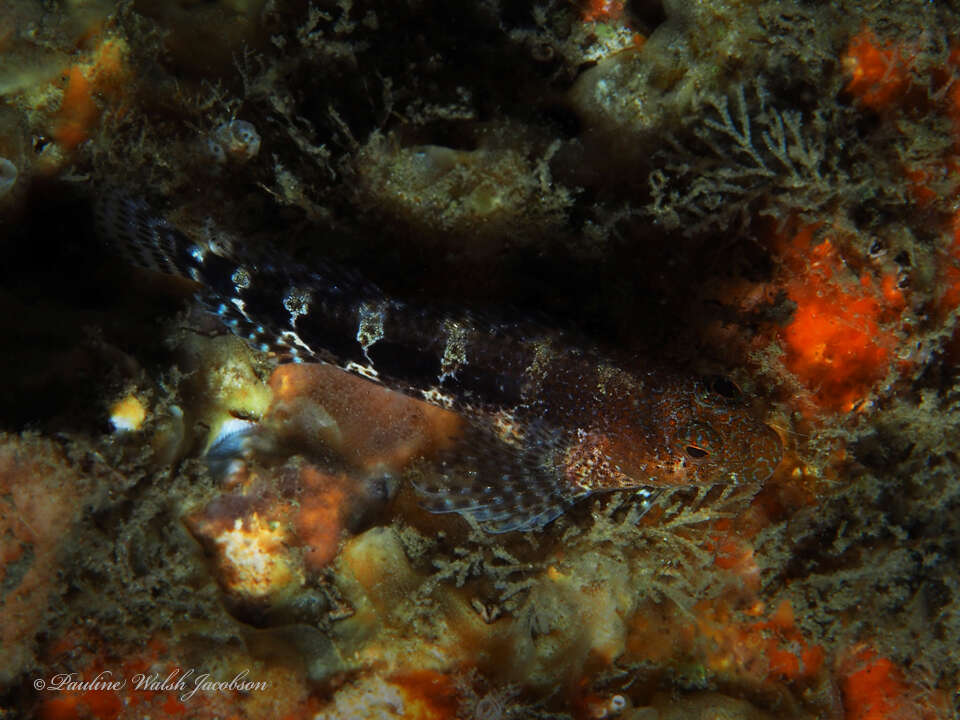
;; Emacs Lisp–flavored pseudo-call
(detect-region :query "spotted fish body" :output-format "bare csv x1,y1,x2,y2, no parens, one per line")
95,193,782,532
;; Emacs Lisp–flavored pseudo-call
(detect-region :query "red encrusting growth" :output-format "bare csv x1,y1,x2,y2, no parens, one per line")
695,599,825,684
52,37,129,151
838,646,949,720
776,225,908,414
580,0,625,24
702,518,761,591
293,466,349,572
750,600,825,682
903,158,960,208
54,66,98,151
840,27,960,375
843,30,914,110
841,30,960,371
624,595,826,692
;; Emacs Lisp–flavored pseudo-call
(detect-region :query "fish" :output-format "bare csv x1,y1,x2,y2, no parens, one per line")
94,192,783,533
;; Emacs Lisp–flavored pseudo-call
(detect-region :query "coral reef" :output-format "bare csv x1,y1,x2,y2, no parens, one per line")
0,1,959,719
0,436,88,685
354,132,572,261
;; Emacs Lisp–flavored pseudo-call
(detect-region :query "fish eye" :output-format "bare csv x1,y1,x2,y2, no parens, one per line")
705,374,741,399
678,421,721,459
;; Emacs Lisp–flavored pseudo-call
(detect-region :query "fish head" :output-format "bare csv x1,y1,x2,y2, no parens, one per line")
587,374,783,491
665,390,783,485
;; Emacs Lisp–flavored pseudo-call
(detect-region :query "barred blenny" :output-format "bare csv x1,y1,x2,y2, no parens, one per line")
95,193,782,533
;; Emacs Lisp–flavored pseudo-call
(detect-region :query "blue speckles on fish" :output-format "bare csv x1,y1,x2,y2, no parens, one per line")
94,192,783,533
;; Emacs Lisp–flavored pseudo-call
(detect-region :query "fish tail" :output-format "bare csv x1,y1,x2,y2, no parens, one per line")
94,192,206,279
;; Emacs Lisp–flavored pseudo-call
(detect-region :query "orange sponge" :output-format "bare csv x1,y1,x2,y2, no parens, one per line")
843,30,913,110
778,226,906,414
